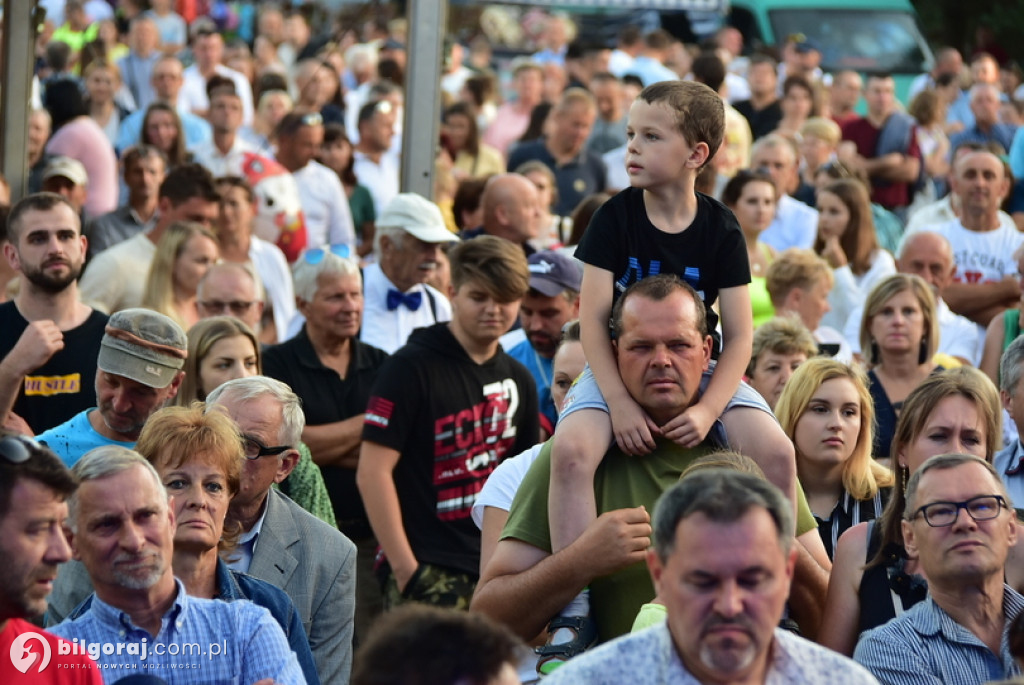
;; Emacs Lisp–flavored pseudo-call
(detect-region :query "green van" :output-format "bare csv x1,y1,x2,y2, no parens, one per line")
728,0,934,103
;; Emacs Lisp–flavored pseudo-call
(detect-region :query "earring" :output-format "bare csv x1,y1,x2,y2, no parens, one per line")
919,338,929,365
870,341,880,365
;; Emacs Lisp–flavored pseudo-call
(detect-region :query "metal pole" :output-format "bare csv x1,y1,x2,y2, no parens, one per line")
400,0,447,199
1,1,41,201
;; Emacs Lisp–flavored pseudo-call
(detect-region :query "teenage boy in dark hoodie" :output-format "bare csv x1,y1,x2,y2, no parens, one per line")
358,235,539,610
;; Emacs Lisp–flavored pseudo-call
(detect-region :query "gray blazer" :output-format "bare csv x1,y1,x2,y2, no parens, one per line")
250,488,357,685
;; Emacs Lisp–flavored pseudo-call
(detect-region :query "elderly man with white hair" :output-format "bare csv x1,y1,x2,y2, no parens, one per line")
360,193,459,354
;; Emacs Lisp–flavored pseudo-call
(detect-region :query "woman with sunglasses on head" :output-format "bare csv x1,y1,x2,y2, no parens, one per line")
213,176,295,344
818,366,1001,655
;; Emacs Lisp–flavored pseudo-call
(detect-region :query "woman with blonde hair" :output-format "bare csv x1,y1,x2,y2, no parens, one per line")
859,273,942,458
142,221,220,330
174,316,260,406
819,367,1001,655
797,117,841,196
775,357,893,559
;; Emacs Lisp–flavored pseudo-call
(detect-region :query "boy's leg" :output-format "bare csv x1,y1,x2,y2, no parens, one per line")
549,408,613,553
719,406,798,508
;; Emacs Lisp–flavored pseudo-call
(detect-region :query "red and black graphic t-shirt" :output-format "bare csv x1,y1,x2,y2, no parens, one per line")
363,323,538,575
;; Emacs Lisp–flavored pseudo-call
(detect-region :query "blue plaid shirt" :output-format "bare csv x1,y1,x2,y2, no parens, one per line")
854,584,1024,685
50,579,305,684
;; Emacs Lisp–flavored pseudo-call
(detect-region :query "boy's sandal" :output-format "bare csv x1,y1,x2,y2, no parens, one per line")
535,615,598,676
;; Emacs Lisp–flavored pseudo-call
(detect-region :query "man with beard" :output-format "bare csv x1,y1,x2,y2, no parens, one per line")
503,250,581,435
35,309,185,467
50,446,303,683
543,469,875,683
0,193,107,435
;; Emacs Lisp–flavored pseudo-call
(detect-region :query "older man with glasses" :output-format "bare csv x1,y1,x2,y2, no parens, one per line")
275,109,355,254
854,453,1023,684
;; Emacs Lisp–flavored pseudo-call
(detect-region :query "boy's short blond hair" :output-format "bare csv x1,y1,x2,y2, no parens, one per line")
637,81,724,167
799,117,841,146
765,248,833,306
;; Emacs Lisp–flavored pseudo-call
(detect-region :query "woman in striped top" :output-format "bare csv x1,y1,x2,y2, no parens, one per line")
776,357,894,560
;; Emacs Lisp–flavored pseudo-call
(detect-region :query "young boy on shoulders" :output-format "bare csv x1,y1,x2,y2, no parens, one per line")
545,81,797,662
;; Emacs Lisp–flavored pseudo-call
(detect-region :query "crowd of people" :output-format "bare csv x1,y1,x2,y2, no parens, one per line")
8,1,1024,684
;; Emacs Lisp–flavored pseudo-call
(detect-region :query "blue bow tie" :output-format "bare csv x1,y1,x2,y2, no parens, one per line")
386,288,422,311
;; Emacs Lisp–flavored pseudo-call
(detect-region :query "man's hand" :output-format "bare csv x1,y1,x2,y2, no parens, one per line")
608,393,660,455
4,321,64,376
3,412,33,436
577,506,652,577
661,403,716,448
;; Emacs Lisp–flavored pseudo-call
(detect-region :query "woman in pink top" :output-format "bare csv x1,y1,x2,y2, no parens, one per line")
43,79,118,218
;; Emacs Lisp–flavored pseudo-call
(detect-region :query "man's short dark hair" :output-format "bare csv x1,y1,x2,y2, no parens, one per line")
652,469,795,563
692,50,726,93
0,433,77,520
610,274,707,339
158,163,219,206
206,74,238,101
7,192,79,242
351,604,523,685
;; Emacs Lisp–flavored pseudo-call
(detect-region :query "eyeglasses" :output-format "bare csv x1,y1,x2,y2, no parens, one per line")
909,495,1007,527
241,434,291,460
303,244,351,264
0,434,40,464
199,300,257,315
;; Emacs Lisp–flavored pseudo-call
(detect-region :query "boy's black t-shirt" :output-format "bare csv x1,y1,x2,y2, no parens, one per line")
574,187,751,338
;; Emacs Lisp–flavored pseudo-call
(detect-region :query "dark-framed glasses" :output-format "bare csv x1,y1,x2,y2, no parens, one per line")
0,434,41,464
910,495,1007,527
241,434,291,460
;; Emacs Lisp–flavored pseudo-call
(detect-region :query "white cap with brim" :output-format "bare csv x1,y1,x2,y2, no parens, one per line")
42,156,88,187
97,309,188,389
377,192,461,244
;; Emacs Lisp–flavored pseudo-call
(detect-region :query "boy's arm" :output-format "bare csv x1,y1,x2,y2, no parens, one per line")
355,441,418,591
662,284,752,446
578,264,659,453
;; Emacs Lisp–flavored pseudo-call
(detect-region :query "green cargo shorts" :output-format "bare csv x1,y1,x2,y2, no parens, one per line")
383,562,478,611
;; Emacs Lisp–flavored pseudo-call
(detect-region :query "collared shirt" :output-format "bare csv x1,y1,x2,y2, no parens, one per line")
85,205,157,259
545,622,878,684
360,262,452,354
854,585,1024,685
49,579,303,684
507,139,608,216
353,151,400,218
289,160,356,251
506,338,556,429
117,51,160,113
179,64,255,126
190,134,258,179
994,441,1024,513
761,194,819,252
949,123,1018,158
228,496,271,574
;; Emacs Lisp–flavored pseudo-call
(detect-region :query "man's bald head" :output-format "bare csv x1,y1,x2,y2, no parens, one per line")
481,174,541,244
196,262,264,331
897,231,955,294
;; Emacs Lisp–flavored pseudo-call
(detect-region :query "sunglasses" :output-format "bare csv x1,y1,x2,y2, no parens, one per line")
0,434,41,464
303,244,351,264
